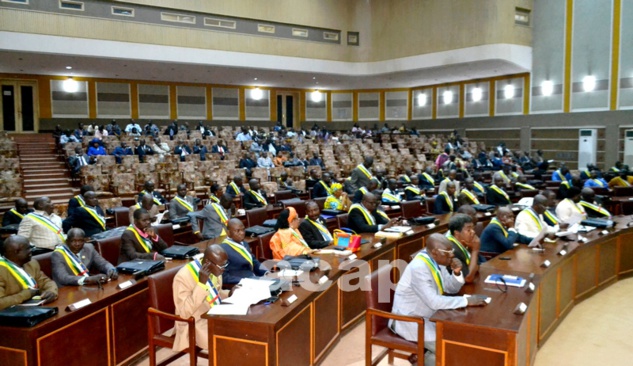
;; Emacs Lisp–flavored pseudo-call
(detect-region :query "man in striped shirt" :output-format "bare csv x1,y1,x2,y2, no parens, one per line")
18,196,65,251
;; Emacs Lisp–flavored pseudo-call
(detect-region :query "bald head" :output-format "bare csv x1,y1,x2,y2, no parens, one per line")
2,235,31,266
15,198,29,214
140,194,154,209
204,244,228,277
497,206,512,219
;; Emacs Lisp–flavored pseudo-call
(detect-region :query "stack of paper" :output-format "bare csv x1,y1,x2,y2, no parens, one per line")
207,278,274,315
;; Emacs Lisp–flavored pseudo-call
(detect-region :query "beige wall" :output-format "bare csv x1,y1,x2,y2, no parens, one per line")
1,0,531,62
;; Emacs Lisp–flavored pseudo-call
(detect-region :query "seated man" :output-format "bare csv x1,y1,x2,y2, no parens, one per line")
579,188,611,218
492,165,513,186
111,141,134,164
67,184,94,217
457,178,481,206
381,179,402,205
446,214,479,282
18,196,65,250
438,169,460,194
608,172,631,188
552,167,572,182
220,219,268,285
299,201,334,249
434,181,457,214
514,176,536,191
348,192,398,233
129,194,161,225
583,170,608,188
70,147,94,175
277,172,299,192
312,172,333,199
487,176,511,206
138,181,166,205
2,198,32,227
226,175,246,197
480,207,541,255
52,228,118,286
172,245,229,351
0,235,58,310
305,169,320,190
152,137,171,160
542,190,561,226
174,139,192,162
192,139,208,161
189,193,232,240
418,168,436,190
555,187,587,224
119,208,168,263
87,140,106,157
515,194,559,238
404,175,425,201
169,184,196,220
352,178,379,204
390,233,486,365
62,191,106,238
399,169,413,184
243,179,268,209
135,139,155,163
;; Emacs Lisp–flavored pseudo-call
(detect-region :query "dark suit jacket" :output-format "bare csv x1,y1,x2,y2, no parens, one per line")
480,223,532,254
2,209,32,226
220,241,267,284
349,166,372,192
306,178,319,189
51,243,115,286
119,229,168,264
188,204,230,240
311,181,331,198
348,206,389,233
67,196,83,217
62,206,106,237
135,145,154,162
174,145,192,162
137,191,166,204
211,145,228,154
71,154,92,173
434,194,455,214
226,183,245,198
193,145,208,161
298,217,332,249
404,187,424,201
243,190,268,209
487,187,511,206
417,173,436,190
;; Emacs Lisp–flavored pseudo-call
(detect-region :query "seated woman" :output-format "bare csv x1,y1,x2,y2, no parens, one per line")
324,183,351,211
269,207,312,260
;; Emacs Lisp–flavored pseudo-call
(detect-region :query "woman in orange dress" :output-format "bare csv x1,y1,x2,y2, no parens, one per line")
269,207,312,260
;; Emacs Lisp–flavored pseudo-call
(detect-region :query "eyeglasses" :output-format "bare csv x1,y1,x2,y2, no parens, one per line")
436,248,454,256
212,261,230,270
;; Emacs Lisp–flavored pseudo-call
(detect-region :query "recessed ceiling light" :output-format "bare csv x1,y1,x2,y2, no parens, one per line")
254,77,258,81
313,77,316,80
66,66,72,70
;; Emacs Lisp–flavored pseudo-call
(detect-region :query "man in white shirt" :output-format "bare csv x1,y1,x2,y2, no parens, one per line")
124,120,142,135
152,137,171,160
390,234,486,365
17,196,65,250
515,194,558,238
555,187,586,224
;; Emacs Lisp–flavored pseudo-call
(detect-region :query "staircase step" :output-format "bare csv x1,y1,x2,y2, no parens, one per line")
25,192,74,200
21,168,66,174
19,157,58,162
23,177,71,184
25,187,74,194
24,182,70,189
22,173,69,179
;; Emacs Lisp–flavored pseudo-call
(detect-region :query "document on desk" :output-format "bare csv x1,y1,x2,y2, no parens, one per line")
383,226,412,233
208,278,274,316
484,274,526,288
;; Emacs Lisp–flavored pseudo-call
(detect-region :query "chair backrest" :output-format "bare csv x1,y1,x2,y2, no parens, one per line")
424,197,436,213
96,236,122,265
364,264,394,336
400,200,423,219
257,232,275,261
614,186,633,197
519,189,539,198
155,223,174,247
113,206,131,227
147,266,181,334
313,197,327,210
246,207,268,227
33,251,53,278
274,190,294,203
282,199,306,218
337,213,349,230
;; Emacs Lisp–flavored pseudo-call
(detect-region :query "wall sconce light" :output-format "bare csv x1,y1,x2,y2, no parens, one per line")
472,87,483,102
443,90,453,104
62,77,79,93
251,87,263,100
504,84,515,99
311,90,322,103
541,80,554,96
417,93,427,107
583,75,596,92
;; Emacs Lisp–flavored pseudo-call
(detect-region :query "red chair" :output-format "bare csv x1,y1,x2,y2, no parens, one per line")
147,266,207,366
33,252,53,278
400,200,423,219
273,190,294,203
96,236,122,265
257,232,275,261
313,197,327,210
246,207,267,227
281,199,306,217
364,264,424,366
336,213,349,230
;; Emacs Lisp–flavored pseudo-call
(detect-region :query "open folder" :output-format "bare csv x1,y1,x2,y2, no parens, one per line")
207,278,274,316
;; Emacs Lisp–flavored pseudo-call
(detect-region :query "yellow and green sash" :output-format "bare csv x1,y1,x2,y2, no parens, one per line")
439,191,453,212
490,185,510,202
305,217,333,241
499,171,509,182
490,218,508,238
209,194,220,203
228,182,241,196
402,175,411,183
249,190,268,205
174,196,194,212
544,210,559,225
291,230,310,248
460,189,480,204
592,179,605,187
422,173,435,186
523,208,543,231
566,199,585,215
516,182,536,190
27,213,65,242
126,225,153,253
359,187,368,195
54,245,89,277
405,186,421,196
140,190,162,205
579,201,610,217
446,233,470,265
415,251,444,295
223,238,252,268
211,203,229,236
554,170,566,181
186,259,221,307
83,206,106,230
473,181,485,193
349,203,375,225
318,180,332,195
511,172,519,179
9,208,24,219
611,167,620,172
561,180,570,189
75,195,86,208
0,258,37,289
382,191,401,203
357,164,372,179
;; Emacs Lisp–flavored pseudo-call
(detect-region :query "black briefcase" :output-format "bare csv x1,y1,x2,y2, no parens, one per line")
117,260,165,275
262,219,278,228
472,204,496,212
161,245,199,259
0,306,58,327
280,255,321,271
245,225,275,237
321,209,344,216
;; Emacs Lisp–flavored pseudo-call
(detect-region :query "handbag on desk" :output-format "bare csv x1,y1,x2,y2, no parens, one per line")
0,306,58,327
332,229,361,252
